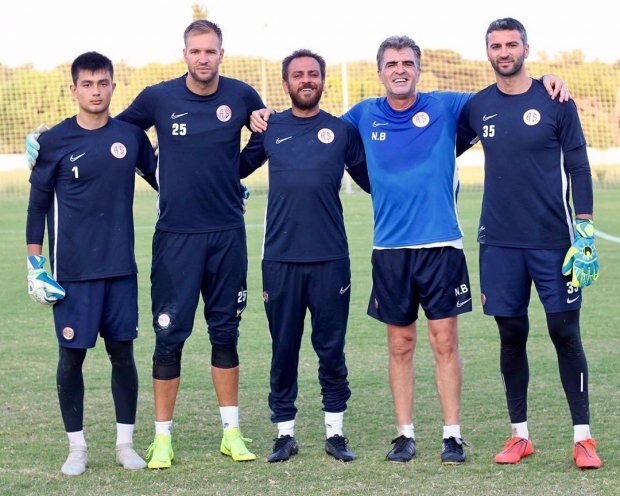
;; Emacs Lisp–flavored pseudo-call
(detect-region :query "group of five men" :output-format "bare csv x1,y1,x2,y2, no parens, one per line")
24,17,601,475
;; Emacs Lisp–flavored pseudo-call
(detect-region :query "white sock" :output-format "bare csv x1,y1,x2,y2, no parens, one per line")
220,406,239,430
116,423,135,445
397,424,415,439
574,424,592,443
324,411,344,438
67,430,87,447
511,421,529,439
277,420,295,438
443,424,461,439
155,420,173,436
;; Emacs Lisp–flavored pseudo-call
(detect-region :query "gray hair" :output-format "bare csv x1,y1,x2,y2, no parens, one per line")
376,35,421,71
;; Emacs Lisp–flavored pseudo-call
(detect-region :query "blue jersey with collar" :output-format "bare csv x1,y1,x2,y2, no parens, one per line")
116,75,265,233
342,92,472,248
458,80,587,249
260,109,366,262
28,117,157,282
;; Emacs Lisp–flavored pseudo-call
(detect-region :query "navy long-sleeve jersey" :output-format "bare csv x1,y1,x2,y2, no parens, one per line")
458,80,592,249
27,117,157,281
116,75,265,233
242,109,367,262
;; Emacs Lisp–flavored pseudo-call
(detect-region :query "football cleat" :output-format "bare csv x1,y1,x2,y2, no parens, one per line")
61,445,88,476
441,436,468,465
386,435,416,462
574,438,602,469
494,437,534,464
220,427,256,461
325,435,356,462
146,434,174,469
116,443,147,470
268,435,299,463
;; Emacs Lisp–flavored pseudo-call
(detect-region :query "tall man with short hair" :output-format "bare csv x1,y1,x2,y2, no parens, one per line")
26,51,157,475
458,17,601,469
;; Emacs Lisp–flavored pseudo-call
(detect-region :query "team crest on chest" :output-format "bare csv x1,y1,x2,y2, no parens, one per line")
110,142,127,159
523,109,541,126
412,112,430,128
317,128,335,144
216,105,232,122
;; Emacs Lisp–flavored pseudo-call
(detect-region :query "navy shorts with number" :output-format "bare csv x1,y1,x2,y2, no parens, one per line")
479,244,582,317
52,275,138,349
151,228,247,361
262,258,352,422
368,247,472,325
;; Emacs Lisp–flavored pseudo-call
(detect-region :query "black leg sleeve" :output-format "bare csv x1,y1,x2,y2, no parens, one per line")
105,339,139,425
546,310,590,425
496,315,530,424
57,346,87,432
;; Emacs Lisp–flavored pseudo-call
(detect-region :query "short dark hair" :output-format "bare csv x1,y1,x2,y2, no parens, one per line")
184,19,223,46
70,52,113,84
485,17,528,46
281,49,326,81
376,36,421,72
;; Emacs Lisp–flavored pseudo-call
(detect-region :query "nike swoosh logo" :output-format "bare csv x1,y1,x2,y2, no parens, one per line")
340,283,351,294
456,297,472,308
372,121,388,127
171,112,188,119
567,295,580,304
482,114,498,121
276,136,292,144
69,153,86,162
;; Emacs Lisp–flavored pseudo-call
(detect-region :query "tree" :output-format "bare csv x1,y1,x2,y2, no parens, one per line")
192,3,208,20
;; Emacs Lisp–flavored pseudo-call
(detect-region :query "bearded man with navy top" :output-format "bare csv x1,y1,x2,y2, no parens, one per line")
241,49,370,463
26,51,158,476
458,17,601,469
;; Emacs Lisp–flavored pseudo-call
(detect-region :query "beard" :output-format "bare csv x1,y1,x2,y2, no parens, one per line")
289,84,323,110
490,54,525,77
188,65,218,86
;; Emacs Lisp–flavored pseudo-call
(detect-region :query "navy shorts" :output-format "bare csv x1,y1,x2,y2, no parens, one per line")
479,244,582,316
368,247,472,325
151,228,247,361
52,275,138,349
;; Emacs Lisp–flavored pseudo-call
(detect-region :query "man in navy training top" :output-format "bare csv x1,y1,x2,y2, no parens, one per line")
26,20,266,468
26,51,158,476
457,17,601,469
240,49,370,463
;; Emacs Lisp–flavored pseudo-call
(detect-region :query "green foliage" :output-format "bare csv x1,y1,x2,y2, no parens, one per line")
2,50,619,152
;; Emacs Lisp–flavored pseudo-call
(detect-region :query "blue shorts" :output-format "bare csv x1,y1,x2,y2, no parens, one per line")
52,275,138,349
368,247,472,325
479,244,582,316
151,228,247,360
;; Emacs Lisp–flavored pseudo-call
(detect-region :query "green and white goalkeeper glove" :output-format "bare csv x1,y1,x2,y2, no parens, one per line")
562,219,599,288
27,255,65,305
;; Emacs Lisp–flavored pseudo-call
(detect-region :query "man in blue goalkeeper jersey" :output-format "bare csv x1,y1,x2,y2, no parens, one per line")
340,36,474,465
457,18,601,469
26,51,158,475
26,20,266,467
241,49,370,463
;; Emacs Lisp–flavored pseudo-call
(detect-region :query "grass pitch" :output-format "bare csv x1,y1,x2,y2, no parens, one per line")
0,190,618,495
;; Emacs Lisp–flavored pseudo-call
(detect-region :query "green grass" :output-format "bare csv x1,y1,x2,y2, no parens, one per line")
1,190,618,496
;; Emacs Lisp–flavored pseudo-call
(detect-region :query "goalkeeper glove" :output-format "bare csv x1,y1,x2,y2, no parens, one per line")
27,255,65,305
25,124,48,170
241,183,250,214
562,219,599,288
